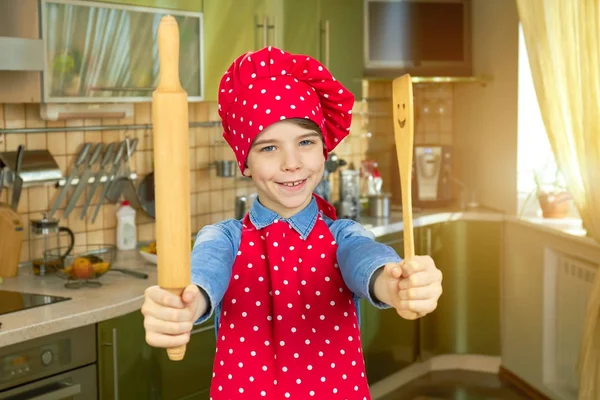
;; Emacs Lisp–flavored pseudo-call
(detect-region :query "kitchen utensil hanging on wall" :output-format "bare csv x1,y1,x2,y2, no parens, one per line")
63,143,104,219
80,142,117,220
10,145,24,211
90,141,127,223
49,143,92,219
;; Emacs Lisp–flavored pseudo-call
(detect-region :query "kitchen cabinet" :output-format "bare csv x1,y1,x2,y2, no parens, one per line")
203,0,364,101
281,0,320,60
419,220,502,359
40,0,203,102
203,0,280,101
317,0,364,98
97,310,217,400
361,228,421,385
97,310,160,399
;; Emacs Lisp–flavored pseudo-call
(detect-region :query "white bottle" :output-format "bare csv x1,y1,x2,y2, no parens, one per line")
116,200,137,250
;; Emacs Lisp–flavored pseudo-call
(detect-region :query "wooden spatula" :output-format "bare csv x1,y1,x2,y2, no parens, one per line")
392,74,419,320
152,15,191,361
392,74,415,260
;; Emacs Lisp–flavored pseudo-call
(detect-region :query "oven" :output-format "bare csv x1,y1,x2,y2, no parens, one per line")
0,325,97,399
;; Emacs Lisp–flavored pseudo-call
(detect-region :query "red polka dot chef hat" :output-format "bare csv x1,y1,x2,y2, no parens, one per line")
217,46,355,172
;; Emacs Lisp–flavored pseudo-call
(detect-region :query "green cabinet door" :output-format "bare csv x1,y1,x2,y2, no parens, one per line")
361,231,418,385
158,321,217,400
203,0,263,101
419,221,502,359
318,0,364,98
98,311,217,400
97,310,161,400
281,0,320,59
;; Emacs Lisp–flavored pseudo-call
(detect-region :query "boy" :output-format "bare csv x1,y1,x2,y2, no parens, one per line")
142,47,443,399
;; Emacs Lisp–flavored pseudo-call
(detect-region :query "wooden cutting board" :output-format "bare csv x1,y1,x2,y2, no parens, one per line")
0,203,24,278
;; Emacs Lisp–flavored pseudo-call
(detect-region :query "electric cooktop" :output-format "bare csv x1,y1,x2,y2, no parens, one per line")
0,290,71,317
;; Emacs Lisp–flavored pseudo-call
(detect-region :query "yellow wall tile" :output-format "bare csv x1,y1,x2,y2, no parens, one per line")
25,104,45,128
47,132,67,156
26,133,47,150
4,104,25,129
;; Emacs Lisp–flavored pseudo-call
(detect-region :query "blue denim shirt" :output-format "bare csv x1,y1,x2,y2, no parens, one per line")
191,196,401,334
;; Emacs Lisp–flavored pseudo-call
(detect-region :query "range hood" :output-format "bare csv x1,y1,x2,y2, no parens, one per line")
0,37,44,71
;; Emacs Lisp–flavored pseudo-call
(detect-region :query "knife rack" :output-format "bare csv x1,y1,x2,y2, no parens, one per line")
55,172,137,187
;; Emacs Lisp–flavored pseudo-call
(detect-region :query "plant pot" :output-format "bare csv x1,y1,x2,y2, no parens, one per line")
537,191,571,219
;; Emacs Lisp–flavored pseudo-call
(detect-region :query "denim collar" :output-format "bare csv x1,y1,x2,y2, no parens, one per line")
249,196,319,240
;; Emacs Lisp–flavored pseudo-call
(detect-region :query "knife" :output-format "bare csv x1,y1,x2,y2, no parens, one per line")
63,143,104,219
80,142,116,220
10,145,24,211
90,141,127,223
106,137,139,203
49,143,92,219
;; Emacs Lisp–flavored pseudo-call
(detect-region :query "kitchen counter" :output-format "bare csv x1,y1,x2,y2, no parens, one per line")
0,250,155,347
2,206,580,349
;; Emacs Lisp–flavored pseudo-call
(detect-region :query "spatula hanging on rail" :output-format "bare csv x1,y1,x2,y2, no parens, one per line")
392,74,419,320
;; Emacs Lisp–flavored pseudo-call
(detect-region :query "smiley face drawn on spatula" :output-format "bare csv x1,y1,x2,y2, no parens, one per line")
397,103,406,128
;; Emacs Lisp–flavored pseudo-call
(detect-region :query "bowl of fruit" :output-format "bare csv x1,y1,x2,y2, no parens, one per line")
139,241,158,264
139,239,195,265
44,244,117,288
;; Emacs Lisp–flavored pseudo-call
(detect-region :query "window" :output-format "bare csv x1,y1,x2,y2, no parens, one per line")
517,24,576,218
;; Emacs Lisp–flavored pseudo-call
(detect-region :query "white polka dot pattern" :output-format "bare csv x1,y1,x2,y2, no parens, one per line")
209,195,370,399
217,46,355,173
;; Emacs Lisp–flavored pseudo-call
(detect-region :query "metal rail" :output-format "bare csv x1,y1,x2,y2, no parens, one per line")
0,121,222,135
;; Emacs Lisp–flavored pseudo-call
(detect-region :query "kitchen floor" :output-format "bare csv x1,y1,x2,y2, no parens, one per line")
377,370,531,400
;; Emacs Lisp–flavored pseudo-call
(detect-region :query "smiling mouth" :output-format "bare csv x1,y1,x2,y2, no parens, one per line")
278,179,307,187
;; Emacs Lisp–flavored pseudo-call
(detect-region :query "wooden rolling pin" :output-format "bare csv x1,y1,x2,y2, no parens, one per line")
152,15,191,361
392,74,418,320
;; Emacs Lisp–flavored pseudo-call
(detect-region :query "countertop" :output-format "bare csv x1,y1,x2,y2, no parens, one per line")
1,206,586,348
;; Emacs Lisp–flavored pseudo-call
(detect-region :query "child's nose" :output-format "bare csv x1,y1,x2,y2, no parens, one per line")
281,151,302,171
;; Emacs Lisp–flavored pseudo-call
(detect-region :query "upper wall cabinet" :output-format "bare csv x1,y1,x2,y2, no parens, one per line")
202,0,363,101
40,0,204,103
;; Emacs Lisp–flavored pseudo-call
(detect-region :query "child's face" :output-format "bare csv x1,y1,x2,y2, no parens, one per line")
243,120,325,218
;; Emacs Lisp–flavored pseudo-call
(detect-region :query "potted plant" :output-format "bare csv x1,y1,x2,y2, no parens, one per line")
533,167,572,219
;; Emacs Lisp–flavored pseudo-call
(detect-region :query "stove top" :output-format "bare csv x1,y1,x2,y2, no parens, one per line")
0,290,71,316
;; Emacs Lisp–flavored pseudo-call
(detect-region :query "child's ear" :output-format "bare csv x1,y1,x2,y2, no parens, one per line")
243,166,252,177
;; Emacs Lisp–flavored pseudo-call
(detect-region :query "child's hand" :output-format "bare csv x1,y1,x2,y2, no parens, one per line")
141,284,207,348
375,256,443,320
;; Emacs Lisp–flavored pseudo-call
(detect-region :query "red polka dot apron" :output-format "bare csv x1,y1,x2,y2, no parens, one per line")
210,195,370,399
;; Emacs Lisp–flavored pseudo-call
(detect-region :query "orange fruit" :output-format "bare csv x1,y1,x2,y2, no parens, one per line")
72,257,94,280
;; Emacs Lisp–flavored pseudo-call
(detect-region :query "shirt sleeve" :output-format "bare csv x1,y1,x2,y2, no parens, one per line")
191,219,241,324
330,219,402,309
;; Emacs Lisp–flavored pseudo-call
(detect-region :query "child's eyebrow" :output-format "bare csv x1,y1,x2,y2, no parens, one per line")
251,131,321,148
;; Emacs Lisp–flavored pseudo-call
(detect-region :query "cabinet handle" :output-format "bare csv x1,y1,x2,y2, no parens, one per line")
322,20,330,69
263,16,268,48
191,324,216,336
5,382,81,400
272,16,278,47
102,328,120,400
426,228,432,255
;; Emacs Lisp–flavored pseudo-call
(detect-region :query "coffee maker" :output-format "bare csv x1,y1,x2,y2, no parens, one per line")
412,145,453,208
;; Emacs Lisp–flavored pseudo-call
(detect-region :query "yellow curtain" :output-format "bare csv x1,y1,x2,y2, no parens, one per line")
517,0,600,398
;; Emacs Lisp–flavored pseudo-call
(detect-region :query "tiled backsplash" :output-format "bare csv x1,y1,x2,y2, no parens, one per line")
0,101,370,263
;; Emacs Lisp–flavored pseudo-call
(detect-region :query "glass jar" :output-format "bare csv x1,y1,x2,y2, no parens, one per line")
29,214,74,276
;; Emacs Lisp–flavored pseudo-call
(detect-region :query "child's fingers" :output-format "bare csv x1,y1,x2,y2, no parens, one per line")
395,299,437,315
397,285,441,301
182,284,200,304
400,258,427,277
145,285,186,309
384,262,402,279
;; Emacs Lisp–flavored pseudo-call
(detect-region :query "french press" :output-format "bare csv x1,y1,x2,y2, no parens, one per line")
29,214,74,276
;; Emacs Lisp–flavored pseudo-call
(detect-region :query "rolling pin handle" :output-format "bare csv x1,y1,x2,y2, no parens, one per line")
157,15,183,92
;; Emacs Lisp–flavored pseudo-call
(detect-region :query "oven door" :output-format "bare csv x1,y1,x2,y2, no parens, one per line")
0,364,97,400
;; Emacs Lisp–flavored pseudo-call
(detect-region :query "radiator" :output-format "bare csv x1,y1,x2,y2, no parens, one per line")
545,252,597,399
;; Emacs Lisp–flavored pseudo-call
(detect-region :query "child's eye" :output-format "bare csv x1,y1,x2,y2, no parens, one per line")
260,145,276,152
299,140,315,146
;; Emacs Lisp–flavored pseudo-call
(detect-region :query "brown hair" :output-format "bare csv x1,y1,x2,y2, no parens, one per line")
286,118,324,141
